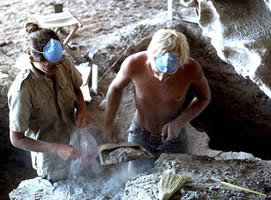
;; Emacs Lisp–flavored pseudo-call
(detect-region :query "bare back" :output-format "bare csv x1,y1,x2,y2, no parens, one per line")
127,51,202,133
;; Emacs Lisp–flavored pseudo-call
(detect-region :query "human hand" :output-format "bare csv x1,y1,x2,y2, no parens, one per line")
75,110,91,128
161,120,183,142
104,124,119,143
54,143,81,160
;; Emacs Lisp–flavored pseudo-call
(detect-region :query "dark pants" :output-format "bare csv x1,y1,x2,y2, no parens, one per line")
127,119,188,173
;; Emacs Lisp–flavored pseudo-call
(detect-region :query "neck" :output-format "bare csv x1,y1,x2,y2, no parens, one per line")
31,62,45,75
31,62,54,79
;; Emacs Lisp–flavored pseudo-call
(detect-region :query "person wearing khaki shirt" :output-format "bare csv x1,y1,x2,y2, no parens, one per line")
8,22,90,181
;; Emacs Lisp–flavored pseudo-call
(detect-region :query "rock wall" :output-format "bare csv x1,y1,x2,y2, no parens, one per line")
197,0,271,98
183,22,271,159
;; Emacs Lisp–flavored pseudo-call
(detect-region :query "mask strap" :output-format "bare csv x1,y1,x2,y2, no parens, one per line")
31,47,44,54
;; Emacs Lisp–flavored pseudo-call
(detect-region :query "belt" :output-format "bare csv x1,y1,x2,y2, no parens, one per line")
130,120,162,145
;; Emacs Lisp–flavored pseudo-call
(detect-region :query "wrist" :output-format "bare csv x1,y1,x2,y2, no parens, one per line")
76,99,87,111
174,117,185,127
104,118,114,128
49,143,58,155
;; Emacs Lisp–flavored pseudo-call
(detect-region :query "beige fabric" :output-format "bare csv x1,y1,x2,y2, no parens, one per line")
8,54,83,181
36,10,81,28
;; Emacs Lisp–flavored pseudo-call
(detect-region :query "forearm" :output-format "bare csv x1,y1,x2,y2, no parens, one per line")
74,88,91,128
10,131,57,154
104,86,123,127
176,97,210,125
75,89,87,112
10,131,80,160
177,68,211,126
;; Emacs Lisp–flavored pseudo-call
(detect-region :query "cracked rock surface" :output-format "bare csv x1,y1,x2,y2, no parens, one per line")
123,154,271,200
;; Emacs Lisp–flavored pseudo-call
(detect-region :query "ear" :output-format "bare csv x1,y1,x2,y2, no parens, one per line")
29,55,34,62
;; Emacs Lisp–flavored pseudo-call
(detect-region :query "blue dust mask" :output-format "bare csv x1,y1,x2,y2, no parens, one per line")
155,52,178,74
42,38,63,62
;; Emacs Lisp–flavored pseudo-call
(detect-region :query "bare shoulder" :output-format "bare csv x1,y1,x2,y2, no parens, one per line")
185,58,202,71
121,51,147,74
183,57,204,78
123,51,147,66
111,51,147,88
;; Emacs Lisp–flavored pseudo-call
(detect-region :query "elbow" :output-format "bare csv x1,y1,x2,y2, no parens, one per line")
10,131,23,148
107,84,124,99
110,84,123,93
203,86,211,106
10,134,18,148
199,92,211,109
203,93,211,109
10,138,19,148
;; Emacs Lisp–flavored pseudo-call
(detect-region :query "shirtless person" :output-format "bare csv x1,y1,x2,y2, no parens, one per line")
104,29,211,169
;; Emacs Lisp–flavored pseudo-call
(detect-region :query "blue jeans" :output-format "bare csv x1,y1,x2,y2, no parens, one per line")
127,119,188,173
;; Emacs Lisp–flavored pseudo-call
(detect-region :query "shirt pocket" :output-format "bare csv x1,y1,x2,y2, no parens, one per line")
58,82,74,99
58,81,76,113
32,93,47,111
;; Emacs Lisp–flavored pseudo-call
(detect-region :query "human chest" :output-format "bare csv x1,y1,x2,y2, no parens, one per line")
29,70,75,122
134,74,190,105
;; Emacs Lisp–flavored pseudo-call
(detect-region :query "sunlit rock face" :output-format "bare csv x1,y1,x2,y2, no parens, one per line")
197,0,271,98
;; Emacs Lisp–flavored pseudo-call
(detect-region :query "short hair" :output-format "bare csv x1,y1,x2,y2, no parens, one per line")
23,22,61,62
147,29,190,66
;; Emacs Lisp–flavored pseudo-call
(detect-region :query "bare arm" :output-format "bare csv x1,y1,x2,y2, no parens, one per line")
75,88,91,128
10,131,80,160
162,62,211,141
176,63,211,126
104,58,132,142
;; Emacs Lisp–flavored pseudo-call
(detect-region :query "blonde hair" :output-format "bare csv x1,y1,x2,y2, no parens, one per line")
147,29,190,66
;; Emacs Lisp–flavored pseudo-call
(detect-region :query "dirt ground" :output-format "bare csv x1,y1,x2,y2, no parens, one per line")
0,0,174,66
